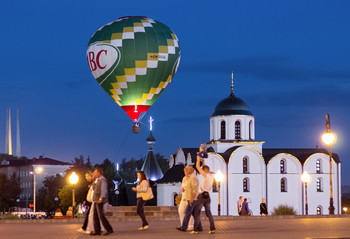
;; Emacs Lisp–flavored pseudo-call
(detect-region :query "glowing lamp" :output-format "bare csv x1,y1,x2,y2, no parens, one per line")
322,132,335,145
69,172,79,185
301,171,311,184
215,170,224,183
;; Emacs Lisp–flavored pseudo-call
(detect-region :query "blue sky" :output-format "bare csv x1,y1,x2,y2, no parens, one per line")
1,1,350,183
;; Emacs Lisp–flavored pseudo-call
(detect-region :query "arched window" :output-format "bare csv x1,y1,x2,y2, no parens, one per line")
235,121,241,139
280,159,286,173
249,120,253,140
212,178,218,192
243,177,250,192
281,178,287,192
243,157,249,173
220,121,226,140
317,178,323,192
173,193,178,206
317,206,322,215
316,159,322,173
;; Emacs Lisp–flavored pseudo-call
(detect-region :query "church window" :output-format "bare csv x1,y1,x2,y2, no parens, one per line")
220,121,226,140
235,121,241,139
281,178,287,192
280,159,286,173
212,178,218,192
316,159,322,173
317,206,322,215
249,120,253,140
243,177,250,192
173,193,178,206
317,178,323,192
243,157,249,173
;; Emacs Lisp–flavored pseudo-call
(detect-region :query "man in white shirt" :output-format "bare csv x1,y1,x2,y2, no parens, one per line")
191,145,216,234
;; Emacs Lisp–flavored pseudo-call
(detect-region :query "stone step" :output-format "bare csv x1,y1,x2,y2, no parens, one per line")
105,206,179,219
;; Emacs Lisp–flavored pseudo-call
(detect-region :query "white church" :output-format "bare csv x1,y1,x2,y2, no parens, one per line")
156,75,341,216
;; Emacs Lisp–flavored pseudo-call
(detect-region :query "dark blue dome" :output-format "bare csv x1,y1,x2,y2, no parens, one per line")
211,94,253,116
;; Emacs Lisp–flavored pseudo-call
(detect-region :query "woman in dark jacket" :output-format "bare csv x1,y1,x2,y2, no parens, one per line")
241,198,250,216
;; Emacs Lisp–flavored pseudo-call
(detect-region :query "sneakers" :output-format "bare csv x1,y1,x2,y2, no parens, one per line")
138,227,145,231
176,227,186,232
189,231,199,234
143,225,150,230
76,228,85,233
209,230,216,234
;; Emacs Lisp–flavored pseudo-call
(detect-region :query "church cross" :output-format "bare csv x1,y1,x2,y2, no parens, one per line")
230,71,235,94
149,116,154,131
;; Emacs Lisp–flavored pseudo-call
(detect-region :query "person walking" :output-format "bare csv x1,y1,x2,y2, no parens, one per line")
191,146,216,234
176,165,199,232
260,198,268,216
241,198,250,216
178,166,194,231
132,171,150,231
91,167,114,236
77,171,95,235
237,196,243,216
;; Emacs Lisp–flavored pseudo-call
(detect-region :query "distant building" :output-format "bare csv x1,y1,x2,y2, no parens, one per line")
0,155,72,207
157,76,341,215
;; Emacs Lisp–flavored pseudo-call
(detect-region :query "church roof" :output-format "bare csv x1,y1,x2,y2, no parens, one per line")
181,148,198,164
0,156,72,167
262,148,340,164
156,164,184,183
141,150,164,181
211,93,253,117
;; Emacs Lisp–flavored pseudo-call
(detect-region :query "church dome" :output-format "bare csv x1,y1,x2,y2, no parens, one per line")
211,93,253,117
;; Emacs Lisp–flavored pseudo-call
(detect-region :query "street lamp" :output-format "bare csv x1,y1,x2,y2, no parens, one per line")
321,113,336,215
30,166,43,214
69,172,79,218
301,171,311,215
215,170,224,216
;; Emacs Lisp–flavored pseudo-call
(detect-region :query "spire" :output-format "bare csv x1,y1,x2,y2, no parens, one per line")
16,109,21,158
230,71,235,95
5,108,12,155
141,118,163,181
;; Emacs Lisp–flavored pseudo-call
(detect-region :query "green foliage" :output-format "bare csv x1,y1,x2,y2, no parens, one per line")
119,157,143,182
272,204,296,215
36,174,65,213
0,173,21,212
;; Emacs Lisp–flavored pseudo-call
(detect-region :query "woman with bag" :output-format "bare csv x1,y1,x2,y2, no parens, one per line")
132,171,151,231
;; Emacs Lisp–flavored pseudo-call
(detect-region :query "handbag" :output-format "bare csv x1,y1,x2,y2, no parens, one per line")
141,181,154,201
175,194,182,206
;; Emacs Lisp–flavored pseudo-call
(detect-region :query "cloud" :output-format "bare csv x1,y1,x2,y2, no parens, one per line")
180,56,350,82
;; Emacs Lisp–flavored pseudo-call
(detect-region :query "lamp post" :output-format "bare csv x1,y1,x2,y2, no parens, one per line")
30,167,43,214
321,113,336,215
69,172,79,218
301,171,311,215
215,170,224,216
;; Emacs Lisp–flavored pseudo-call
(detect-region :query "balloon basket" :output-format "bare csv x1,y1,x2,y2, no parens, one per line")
132,125,141,133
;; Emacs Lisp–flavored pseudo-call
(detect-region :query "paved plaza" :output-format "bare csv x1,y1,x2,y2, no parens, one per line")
1,217,350,239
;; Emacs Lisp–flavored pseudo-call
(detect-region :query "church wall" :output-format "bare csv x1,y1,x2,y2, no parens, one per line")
303,153,341,215
267,154,303,215
157,183,181,206
204,154,227,215
227,147,265,216
175,149,186,165
210,115,255,141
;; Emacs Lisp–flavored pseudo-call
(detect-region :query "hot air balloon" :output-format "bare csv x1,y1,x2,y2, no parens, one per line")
87,16,181,133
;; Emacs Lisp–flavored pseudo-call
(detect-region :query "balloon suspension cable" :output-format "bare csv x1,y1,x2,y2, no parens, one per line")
115,127,131,159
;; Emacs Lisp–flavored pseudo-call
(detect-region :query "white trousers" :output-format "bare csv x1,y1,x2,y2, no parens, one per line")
178,199,194,230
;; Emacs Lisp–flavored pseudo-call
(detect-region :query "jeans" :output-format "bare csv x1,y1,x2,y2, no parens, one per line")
181,200,202,231
194,193,215,231
137,197,149,227
94,202,113,233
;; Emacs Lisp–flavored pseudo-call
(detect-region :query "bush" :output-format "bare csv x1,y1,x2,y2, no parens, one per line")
0,214,20,220
272,205,296,215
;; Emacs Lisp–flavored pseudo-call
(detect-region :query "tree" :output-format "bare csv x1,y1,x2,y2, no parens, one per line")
0,173,21,212
36,174,65,213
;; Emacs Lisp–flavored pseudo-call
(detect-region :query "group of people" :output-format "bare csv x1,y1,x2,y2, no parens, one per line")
237,196,268,216
176,144,216,234
76,145,270,236
77,168,152,236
